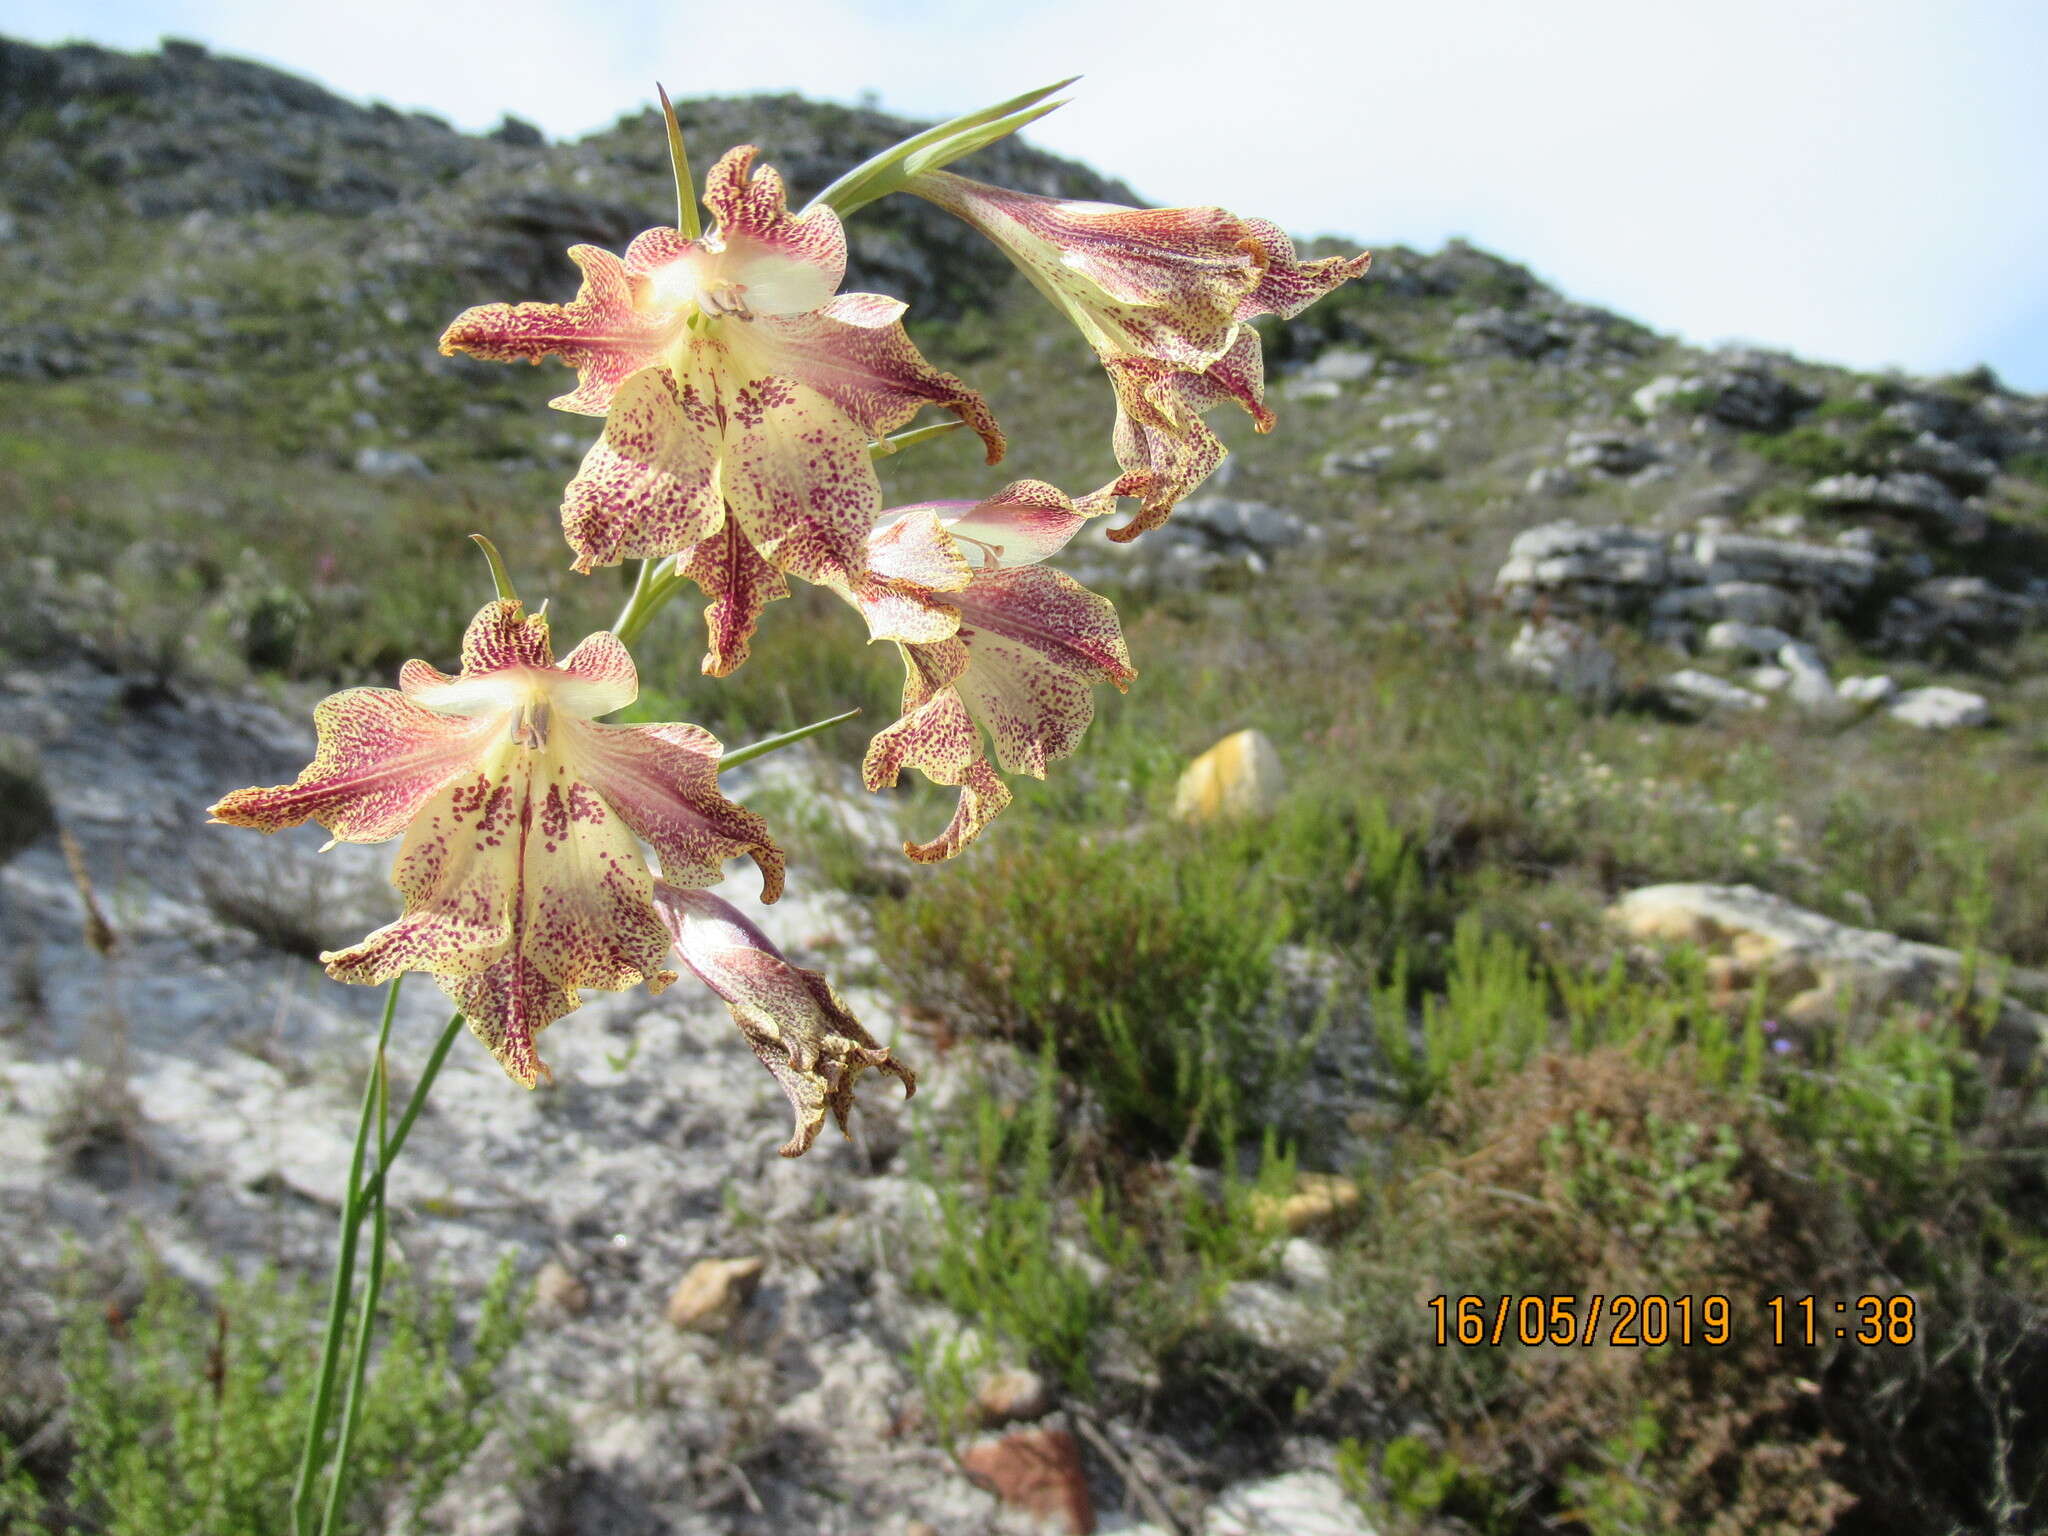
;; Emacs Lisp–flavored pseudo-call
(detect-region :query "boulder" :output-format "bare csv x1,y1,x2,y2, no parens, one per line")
1607,883,2044,1068
1809,472,1985,540
1776,641,1840,714
1836,673,1898,705
1206,1471,1377,1536
1564,429,1658,476
1703,621,1793,659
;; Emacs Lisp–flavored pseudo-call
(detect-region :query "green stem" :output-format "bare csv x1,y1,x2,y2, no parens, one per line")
289,978,401,1536
613,556,683,647
722,708,862,770
317,1045,391,1536
355,1010,466,1210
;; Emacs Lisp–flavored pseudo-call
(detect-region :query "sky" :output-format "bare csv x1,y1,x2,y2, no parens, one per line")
6,0,2046,392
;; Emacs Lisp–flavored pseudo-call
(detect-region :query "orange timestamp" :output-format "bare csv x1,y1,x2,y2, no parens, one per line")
1427,1294,1920,1348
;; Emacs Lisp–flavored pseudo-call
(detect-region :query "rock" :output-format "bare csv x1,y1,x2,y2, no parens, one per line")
1505,619,1617,701
664,1255,766,1331
1693,358,1818,432
352,445,430,477
1703,621,1793,659
1279,1237,1333,1290
1173,730,1285,823
1776,641,1840,714
1808,472,1984,540
1323,446,1397,477
1495,522,1666,610
1606,882,2044,1068
1652,581,1796,628
532,1260,590,1316
1632,374,1691,416
1689,532,1877,598
975,1367,1053,1426
1524,465,1581,497
1893,431,1997,493
958,1426,1094,1534
1205,1470,1376,1536
1250,1172,1361,1234
1880,576,2044,652
1281,378,1342,402
1451,306,1568,360
1563,428,1657,476
1661,670,1768,712
1300,348,1376,383
1887,686,1989,730
0,733,56,867
1836,674,1897,705
1746,665,1791,692
1220,1279,1322,1355
1171,500,1309,555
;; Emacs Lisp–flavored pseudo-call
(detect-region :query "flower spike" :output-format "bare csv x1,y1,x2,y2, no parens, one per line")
805,78,1077,219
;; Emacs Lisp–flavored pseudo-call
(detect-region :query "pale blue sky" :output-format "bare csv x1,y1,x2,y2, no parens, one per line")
6,0,2046,392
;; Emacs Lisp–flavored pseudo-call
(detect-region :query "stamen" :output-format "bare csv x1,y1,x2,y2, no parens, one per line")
699,281,754,321
511,699,552,750
952,531,1007,571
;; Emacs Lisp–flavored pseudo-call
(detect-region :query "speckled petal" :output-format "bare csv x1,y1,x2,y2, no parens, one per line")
674,516,792,677
207,688,493,842
437,245,673,417
951,566,1135,777
322,754,677,1087
650,882,914,1157
461,598,558,672
861,639,1013,862
563,718,785,901
553,630,639,718
834,505,971,645
561,362,727,573
1235,218,1373,322
697,145,848,295
1098,328,1270,541
718,374,883,588
877,479,1095,570
722,295,1005,460
912,171,1260,369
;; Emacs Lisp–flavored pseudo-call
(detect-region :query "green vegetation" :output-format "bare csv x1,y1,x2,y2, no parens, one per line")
0,1254,563,1535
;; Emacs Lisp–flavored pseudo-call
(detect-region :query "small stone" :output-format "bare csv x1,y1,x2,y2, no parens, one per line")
975,1367,1053,1426
1173,729,1284,823
1887,686,1989,730
1279,1236,1334,1289
1300,347,1376,383
664,1255,766,1331
1280,378,1341,402
959,1427,1094,1534
1251,1172,1361,1234
1746,665,1791,692
1837,674,1897,705
532,1260,589,1316
1776,641,1840,714
352,445,430,477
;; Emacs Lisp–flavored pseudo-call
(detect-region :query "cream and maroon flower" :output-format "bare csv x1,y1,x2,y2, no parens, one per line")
833,480,1134,862
650,881,913,1157
910,170,1368,540
209,599,781,1088
440,146,1005,674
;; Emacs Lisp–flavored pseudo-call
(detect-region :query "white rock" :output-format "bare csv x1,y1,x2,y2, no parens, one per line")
1662,669,1767,712
1281,378,1342,402
1631,374,1693,416
1776,641,1840,714
1837,674,1897,705
1505,619,1617,701
1887,686,1989,730
1205,1471,1377,1536
352,445,430,477
1746,665,1791,692
1301,348,1377,383
1702,621,1792,658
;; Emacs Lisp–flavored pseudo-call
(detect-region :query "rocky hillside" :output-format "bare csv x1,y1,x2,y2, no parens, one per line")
6,33,2048,1536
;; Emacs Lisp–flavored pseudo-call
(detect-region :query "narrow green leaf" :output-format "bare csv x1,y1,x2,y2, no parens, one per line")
806,78,1077,218
468,534,519,606
723,708,861,770
658,83,702,241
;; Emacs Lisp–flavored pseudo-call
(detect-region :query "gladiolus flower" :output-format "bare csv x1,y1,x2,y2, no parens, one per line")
911,171,1368,540
834,480,1134,861
210,599,781,1087
651,882,913,1157
440,145,1005,674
